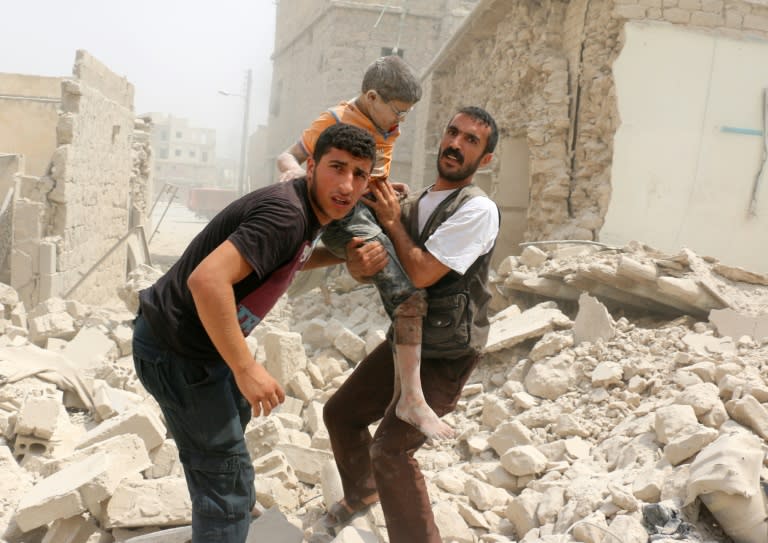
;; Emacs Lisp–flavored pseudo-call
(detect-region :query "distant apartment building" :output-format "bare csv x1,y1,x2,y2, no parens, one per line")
259,0,479,185
144,113,218,194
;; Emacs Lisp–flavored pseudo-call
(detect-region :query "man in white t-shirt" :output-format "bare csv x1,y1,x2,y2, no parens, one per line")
321,107,500,543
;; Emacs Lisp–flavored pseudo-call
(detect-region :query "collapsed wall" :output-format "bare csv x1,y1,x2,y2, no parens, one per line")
9,50,151,308
417,0,768,252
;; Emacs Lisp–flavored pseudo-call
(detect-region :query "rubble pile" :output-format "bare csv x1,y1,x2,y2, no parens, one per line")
0,243,767,542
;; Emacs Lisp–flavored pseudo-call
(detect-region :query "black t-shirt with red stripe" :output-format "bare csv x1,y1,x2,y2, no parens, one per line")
139,177,322,362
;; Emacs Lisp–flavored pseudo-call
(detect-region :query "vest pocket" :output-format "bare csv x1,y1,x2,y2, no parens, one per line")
422,293,470,354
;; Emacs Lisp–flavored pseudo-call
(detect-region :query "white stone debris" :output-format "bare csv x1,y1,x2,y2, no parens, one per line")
1,242,768,541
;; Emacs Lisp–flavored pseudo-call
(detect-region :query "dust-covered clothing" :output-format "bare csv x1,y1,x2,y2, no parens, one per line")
324,183,499,543
298,100,399,182
133,177,323,543
139,177,323,362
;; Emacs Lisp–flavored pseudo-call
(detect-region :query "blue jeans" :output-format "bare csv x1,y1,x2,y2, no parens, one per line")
132,313,255,543
323,202,419,317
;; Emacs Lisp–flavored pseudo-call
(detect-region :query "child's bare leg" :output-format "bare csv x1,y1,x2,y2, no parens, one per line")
392,294,453,440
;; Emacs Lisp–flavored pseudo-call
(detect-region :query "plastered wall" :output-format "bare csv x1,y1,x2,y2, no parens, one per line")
416,0,768,267
603,21,768,272
0,74,61,177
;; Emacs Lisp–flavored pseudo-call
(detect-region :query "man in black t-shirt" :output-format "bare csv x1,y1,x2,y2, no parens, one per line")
132,124,376,543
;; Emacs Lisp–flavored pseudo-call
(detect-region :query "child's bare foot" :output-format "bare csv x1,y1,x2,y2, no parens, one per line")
396,398,454,440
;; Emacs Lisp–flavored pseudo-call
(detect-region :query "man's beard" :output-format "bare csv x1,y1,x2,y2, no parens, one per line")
436,147,483,182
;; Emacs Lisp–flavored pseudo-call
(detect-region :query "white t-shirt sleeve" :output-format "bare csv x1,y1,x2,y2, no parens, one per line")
424,196,499,274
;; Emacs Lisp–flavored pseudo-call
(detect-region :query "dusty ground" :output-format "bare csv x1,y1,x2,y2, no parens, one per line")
146,200,207,271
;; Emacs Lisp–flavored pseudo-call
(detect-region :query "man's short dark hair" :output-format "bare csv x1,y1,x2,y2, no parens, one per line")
313,123,377,169
456,106,499,155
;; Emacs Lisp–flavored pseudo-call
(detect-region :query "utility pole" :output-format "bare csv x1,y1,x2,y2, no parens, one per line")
238,69,252,196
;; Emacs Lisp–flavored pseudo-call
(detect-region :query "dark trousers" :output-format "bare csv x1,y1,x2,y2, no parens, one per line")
132,313,255,543
323,341,479,543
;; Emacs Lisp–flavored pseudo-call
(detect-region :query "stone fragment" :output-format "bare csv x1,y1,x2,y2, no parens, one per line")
485,303,571,352
102,477,191,529
264,330,308,387
573,293,616,345
500,446,548,476
505,488,542,537
465,478,509,511
591,361,623,388
488,420,534,456
654,404,699,444
333,327,366,363
519,246,548,268
276,443,333,485
75,405,165,452
524,352,577,400
726,395,768,440
433,502,474,543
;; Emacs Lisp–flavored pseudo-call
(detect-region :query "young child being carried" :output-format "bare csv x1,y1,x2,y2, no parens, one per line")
277,55,452,440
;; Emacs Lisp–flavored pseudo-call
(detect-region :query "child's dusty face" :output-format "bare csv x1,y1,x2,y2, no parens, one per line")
368,91,414,131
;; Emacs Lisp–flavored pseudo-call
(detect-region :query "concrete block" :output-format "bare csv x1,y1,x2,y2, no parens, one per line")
254,476,299,512
62,327,118,377
654,404,699,444
505,488,542,536
12,199,45,241
252,450,298,487
42,434,149,485
286,371,313,402
274,412,303,431
40,514,107,543
518,246,548,268
276,442,334,485
303,401,325,435
333,327,366,363
263,330,307,387
486,303,571,352
245,417,286,460
0,282,20,305
16,452,121,531
726,395,768,440
488,420,534,456
28,311,76,345
92,379,143,421
16,396,64,439
75,405,165,453
102,477,191,529
144,439,182,479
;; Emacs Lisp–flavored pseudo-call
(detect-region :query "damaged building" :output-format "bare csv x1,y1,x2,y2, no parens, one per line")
263,0,480,185
406,0,768,273
0,50,153,310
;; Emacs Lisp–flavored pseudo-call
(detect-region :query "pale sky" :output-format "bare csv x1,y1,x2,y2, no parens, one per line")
0,0,276,159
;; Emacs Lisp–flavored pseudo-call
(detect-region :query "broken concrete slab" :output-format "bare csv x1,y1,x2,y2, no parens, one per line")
102,477,191,529
485,303,571,353
709,307,768,341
